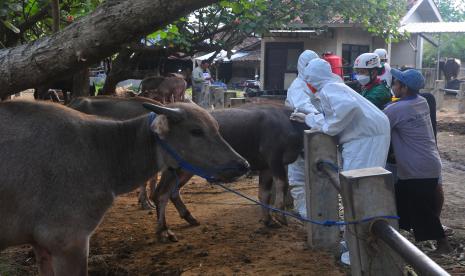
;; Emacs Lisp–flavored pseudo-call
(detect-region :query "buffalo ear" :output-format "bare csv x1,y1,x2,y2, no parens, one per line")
150,114,170,138
142,103,184,122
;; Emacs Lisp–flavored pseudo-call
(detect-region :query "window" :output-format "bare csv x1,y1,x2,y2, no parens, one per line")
342,44,370,75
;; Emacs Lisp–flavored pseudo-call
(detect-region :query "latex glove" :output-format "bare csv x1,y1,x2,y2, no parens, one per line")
296,106,318,115
305,113,325,131
290,112,306,123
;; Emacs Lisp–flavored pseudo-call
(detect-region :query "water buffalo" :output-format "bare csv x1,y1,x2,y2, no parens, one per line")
439,58,461,82
68,96,163,209
0,100,248,275
154,104,308,242
68,97,307,242
140,75,187,103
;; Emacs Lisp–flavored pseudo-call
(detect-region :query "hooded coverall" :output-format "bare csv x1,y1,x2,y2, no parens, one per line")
303,58,391,171
285,50,319,217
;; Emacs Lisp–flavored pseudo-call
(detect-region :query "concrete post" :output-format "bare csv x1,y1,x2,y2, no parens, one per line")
304,131,339,252
224,91,237,108
434,80,445,110
458,82,465,114
230,98,246,107
339,167,403,276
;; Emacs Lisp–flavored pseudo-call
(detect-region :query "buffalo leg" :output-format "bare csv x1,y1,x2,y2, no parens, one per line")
51,236,89,276
138,177,156,210
272,176,289,226
153,169,179,242
258,169,281,228
33,244,54,276
169,170,199,226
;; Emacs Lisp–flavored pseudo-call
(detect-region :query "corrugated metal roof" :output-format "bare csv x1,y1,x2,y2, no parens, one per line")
399,22,465,33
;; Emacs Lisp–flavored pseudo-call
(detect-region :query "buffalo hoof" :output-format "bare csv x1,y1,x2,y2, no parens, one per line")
262,218,282,229
139,199,156,210
183,214,200,226
274,213,288,226
157,229,178,243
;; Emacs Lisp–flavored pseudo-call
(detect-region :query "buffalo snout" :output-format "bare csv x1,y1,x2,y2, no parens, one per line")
215,159,250,181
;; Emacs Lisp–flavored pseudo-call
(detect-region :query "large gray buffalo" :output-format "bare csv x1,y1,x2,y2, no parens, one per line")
68,97,307,242
0,100,248,275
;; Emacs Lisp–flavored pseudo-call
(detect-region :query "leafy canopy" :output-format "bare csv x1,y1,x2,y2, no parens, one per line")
1,0,405,54
423,0,465,67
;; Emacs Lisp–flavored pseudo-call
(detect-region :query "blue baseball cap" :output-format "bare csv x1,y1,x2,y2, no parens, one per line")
391,69,425,91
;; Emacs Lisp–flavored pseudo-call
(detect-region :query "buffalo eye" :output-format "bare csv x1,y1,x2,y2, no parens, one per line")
190,128,204,137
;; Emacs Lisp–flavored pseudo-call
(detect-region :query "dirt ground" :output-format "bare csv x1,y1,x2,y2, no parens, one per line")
1,94,465,275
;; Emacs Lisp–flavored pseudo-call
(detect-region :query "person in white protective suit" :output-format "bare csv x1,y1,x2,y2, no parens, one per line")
285,50,319,218
374,48,392,88
290,58,391,265
290,58,391,171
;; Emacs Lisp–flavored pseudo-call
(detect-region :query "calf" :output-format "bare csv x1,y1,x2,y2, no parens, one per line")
0,100,248,275
154,104,308,242
140,76,187,103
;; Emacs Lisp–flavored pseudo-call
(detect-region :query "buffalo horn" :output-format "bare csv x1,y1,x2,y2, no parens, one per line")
142,103,184,121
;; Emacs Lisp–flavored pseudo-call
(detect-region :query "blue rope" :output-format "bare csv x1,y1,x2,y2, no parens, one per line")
148,112,399,227
317,160,340,172
212,181,398,226
148,112,217,182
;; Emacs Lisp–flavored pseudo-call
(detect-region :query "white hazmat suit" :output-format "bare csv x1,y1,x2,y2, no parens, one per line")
285,50,319,218
302,58,391,265
302,58,391,171
380,62,392,88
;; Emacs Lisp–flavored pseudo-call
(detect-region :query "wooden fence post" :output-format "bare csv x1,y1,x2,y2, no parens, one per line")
339,167,403,276
304,131,339,252
458,82,465,114
434,80,445,110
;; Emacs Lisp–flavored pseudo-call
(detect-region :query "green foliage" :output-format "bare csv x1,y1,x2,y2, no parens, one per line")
435,0,465,22
147,0,405,56
1,0,406,55
0,0,103,47
423,0,465,67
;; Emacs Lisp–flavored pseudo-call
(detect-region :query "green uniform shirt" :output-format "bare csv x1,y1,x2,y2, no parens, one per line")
362,83,391,109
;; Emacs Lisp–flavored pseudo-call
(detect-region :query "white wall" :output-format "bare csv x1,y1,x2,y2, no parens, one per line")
390,35,419,69
260,35,334,87
373,37,388,52
261,27,422,84
261,28,374,84
335,28,373,55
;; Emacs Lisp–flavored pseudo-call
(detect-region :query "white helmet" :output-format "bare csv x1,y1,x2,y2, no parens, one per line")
353,53,381,69
374,48,388,60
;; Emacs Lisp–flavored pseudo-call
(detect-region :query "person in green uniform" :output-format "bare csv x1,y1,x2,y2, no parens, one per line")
353,52,391,109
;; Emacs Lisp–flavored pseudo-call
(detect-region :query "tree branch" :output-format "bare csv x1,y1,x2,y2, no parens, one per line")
19,4,50,31
0,0,218,97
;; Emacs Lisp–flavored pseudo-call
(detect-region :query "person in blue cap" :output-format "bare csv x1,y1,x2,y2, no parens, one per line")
384,69,451,253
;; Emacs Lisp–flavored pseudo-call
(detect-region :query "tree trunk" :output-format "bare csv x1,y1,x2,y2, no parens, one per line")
72,68,90,98
101,49,133,95
101,50,148,95
51,0,60,33
0,0,217,98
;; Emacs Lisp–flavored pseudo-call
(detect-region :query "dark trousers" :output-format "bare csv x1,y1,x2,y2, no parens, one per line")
395,178,445,242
